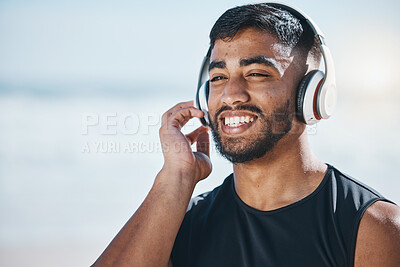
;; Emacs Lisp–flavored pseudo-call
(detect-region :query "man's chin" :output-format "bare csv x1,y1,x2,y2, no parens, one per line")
215,139,270,164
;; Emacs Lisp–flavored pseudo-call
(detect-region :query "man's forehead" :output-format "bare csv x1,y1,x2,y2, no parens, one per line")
210,29,294,65
209,34,294,76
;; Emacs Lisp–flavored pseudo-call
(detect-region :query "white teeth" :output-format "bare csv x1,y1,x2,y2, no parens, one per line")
223,116,255,127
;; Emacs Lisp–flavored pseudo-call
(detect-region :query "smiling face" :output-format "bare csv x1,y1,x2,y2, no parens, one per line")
207,28,306,163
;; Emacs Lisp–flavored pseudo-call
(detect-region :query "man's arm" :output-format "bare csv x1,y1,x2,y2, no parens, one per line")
354,200,400,266
92,101,211,267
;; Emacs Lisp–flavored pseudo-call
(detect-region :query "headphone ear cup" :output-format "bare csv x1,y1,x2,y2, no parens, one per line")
296,70,326,125
205,80,210,103
195,81,210,126
296,70,318,123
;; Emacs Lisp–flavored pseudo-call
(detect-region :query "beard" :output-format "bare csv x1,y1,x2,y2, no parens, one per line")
209,99,293,164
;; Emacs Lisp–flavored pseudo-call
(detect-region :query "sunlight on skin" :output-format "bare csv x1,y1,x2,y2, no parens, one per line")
270,43,294,77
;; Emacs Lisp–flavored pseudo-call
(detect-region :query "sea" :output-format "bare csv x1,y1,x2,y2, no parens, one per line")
0,85,399,267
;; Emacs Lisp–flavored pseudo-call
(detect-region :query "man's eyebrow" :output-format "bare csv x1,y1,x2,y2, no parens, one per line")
209,61,226,71
208,56,280,73
239,56,279,70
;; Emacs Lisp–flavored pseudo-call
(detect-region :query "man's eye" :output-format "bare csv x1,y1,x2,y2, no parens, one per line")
248,73,270,77
210,76,227,82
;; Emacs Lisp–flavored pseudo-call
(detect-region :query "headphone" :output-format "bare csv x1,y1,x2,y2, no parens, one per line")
195,2,337,126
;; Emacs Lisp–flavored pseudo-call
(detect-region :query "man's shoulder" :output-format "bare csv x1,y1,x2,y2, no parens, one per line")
355,200,400,266
328,165,391,208
186,173,233,214
330,165,384,196
327,164,399,265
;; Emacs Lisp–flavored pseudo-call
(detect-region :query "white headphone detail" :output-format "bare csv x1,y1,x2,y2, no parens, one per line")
195,2,337,126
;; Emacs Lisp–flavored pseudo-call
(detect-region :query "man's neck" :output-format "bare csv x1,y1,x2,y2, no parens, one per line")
232,131,327,211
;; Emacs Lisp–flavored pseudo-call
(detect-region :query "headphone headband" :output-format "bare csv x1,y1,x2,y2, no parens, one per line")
266,2,325,42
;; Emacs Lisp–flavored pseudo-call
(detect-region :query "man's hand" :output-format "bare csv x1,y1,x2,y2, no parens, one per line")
160,100,212,185
92,101,212,267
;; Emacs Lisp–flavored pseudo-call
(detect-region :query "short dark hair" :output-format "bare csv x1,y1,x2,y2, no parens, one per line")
209,3,321,63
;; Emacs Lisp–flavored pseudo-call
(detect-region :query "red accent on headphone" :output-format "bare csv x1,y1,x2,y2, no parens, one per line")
313,79,324,120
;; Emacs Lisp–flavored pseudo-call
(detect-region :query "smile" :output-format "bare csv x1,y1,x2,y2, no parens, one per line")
223,116,255,127
219,111,258,134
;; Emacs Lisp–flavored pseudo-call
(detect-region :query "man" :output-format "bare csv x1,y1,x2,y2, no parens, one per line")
93,3,400,267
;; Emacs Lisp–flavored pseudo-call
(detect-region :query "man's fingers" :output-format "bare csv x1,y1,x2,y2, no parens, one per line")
196,129,210,157
185,126,208,145
167,107,204,130
161,101,195,125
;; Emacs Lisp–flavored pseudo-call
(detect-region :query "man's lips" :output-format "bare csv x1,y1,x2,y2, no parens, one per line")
219,110,258,135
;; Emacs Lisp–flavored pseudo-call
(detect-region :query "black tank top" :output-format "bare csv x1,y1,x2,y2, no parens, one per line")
171,164,394,267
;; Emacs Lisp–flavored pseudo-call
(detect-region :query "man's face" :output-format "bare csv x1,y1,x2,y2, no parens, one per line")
207,28,303,164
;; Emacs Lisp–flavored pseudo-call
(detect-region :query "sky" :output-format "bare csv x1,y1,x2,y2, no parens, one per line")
0,0,399,94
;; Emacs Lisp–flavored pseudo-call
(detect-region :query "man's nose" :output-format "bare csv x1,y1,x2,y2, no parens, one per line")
220,77,250,106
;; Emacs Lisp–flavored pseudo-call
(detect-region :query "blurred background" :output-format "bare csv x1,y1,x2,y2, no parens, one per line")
0,0,399,266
